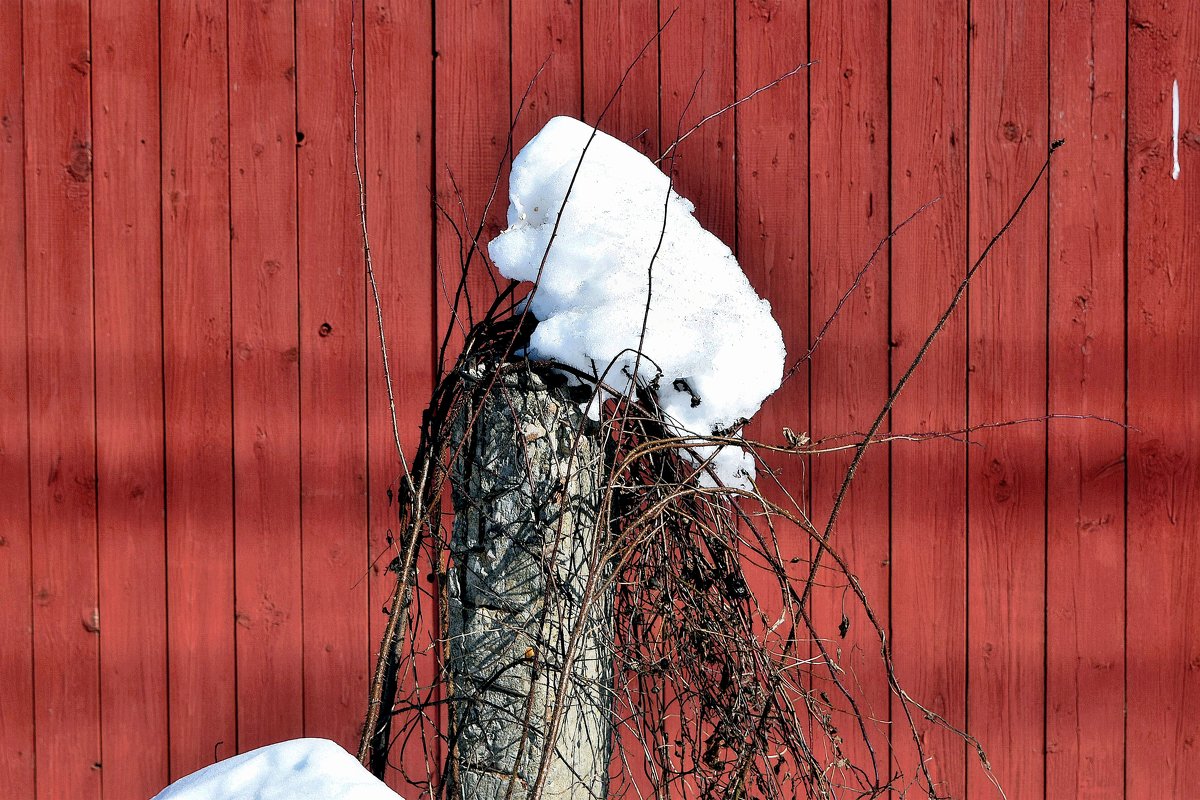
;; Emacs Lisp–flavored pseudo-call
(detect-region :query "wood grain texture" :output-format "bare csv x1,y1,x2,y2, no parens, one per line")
967,2,1048,797
1127,2,1200,797
296,0,369,752
0,2,34,795
161,0,237,779
23,2,101,797
656,6,736,794
808,0,892,789
659,0,734,246
8,7,1200,798
229,0,303,754
582,0,658,157
1048,2,1126,798
889,1,969,796
733,0,809,717
734,0,808,493
434,0,510,343
511,0,581,147
364,0,437,791
579,8,659,795
92,1,169,796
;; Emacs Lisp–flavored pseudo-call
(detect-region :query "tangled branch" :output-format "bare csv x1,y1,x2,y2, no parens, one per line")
352,27,1069,799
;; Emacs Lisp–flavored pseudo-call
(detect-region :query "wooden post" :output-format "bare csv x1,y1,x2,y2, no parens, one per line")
448,360,612,800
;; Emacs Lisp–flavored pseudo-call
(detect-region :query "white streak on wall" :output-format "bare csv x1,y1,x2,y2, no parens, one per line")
1172,80,1181,180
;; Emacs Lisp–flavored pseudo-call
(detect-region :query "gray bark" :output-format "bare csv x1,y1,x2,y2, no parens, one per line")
448,362,613,800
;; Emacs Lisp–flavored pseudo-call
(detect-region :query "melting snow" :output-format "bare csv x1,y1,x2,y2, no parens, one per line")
150,739,403,800
489,116,785,488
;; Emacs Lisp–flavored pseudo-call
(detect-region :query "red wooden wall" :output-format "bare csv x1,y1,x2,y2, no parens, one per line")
2,2,1197,798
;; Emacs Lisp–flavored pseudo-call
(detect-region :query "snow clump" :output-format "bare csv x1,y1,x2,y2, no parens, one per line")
150,738,403,800
488,115,785,488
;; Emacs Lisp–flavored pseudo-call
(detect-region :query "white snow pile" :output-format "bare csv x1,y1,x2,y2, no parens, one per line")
150,738,403,800
489,115,785,488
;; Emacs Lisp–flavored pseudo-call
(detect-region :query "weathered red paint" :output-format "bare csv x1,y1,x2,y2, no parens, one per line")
3,4,1195,798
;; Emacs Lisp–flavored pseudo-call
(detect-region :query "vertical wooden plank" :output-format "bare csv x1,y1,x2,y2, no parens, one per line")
580,7,657,795
23,2,101,797
511,0,580,145
657,6,735,793
890,1,968,796
92,1,168,795
430,0,510,782
659,0,734,246
511,0,578,288
735,6,811,793
0,3,34,796
507,0,579,481
434,0,510,342
229,0,303,753
967,2,1047,797
581,0,658,157
1127,3,1200,798
161,0,237,778
1047,1,1126,798
733,0,808,648
364,0,436,791
807,0,891,789
296,0,369,751
734,0,809,405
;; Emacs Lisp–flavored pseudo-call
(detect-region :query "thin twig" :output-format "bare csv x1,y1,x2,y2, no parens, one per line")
781,196,942,388
349,13,415,496
655,59,816,165
350,13,422,768
799,139,1066,610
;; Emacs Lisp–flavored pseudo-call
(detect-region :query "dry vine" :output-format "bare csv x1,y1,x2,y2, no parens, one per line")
351,22,1069,800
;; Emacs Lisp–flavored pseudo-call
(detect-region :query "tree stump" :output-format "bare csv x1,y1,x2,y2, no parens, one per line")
448,360,612,800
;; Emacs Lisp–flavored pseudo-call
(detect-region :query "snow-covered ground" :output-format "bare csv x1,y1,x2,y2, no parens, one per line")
489,116,785,488
150,739,402,800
